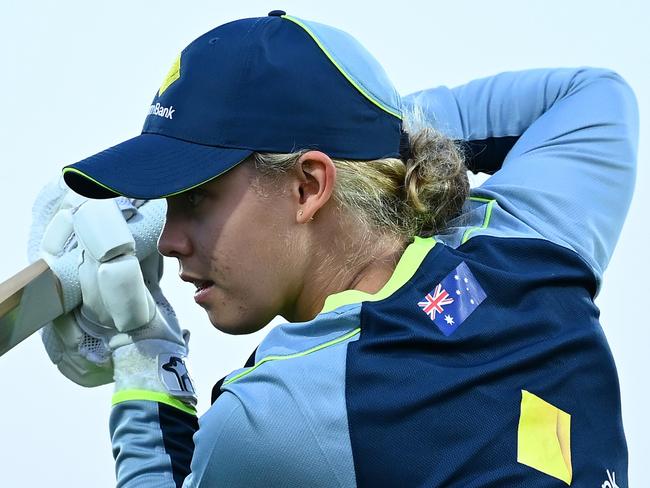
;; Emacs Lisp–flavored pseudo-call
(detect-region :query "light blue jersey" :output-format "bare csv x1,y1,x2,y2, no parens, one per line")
110,67,638,487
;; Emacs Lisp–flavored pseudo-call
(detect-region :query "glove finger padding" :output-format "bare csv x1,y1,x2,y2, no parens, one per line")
97,255,156,332
78,252,156,333
28,177,72,263
73,199,136,262
74,199,156,333
29,176,167,314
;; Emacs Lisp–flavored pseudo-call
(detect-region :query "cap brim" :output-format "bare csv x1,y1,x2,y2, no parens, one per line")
63,133,253,199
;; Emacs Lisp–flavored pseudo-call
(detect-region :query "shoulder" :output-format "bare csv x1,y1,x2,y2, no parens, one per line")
191,312,361,487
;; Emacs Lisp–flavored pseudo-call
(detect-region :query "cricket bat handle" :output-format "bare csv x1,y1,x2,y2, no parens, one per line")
0,260,65,357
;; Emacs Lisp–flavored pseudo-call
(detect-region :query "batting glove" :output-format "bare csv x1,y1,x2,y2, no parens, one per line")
28,177,167,387
70,198,195,405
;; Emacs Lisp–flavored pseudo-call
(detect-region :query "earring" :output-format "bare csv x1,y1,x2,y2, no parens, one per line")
298,210,304,217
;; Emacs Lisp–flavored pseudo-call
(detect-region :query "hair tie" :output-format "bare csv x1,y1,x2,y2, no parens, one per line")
399,129,413,162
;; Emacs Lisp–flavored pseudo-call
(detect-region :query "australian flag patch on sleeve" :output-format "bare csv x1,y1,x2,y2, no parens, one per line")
417,261,486,336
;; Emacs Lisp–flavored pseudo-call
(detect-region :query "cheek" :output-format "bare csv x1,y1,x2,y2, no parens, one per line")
206,199,291,279
214,240,288,292
196,186,298,329
203,275,281,335
206,229,295,327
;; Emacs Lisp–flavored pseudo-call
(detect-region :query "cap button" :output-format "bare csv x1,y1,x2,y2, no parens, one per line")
268,10,286,17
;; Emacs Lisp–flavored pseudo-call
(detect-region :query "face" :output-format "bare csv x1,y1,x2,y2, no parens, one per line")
158,161,303,334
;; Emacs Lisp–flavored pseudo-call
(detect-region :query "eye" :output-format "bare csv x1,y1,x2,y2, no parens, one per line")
184,189,206,208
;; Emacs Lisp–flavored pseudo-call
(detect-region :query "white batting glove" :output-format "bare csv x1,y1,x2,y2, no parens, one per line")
106,254,196,405
69,199,195,404
28,177,163,313
28,177,167,387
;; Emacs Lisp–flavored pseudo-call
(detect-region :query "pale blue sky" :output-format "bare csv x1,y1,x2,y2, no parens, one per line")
1,1,647,485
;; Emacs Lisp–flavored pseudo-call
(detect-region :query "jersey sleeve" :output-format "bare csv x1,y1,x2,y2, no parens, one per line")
110,398,198,488
403,68,639,283
110,380,351,487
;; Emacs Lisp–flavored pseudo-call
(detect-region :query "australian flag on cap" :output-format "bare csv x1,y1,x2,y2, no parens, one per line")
417,261,486,336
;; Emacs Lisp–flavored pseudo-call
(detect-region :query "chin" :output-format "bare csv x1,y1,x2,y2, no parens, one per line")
207,311,264,335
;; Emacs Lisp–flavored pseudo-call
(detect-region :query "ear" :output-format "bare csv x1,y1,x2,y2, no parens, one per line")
293,151,336,223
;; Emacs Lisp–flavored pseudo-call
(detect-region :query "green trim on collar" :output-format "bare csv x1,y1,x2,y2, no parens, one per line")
462,197,496,244
223,327,361,386
320,236,437,314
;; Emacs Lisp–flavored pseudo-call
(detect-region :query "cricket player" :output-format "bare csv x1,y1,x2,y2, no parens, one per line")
31,11,638,487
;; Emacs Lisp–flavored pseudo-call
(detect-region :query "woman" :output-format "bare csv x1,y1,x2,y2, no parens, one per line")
36,11,637,487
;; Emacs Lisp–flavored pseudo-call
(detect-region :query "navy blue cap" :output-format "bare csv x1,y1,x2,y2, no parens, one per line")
63,13,403,199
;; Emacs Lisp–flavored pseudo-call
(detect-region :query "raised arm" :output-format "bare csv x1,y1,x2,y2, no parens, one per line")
403,68,639,282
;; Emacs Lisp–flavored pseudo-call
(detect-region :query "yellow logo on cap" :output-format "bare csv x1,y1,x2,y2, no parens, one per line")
159,53,181,96
517,390,572,485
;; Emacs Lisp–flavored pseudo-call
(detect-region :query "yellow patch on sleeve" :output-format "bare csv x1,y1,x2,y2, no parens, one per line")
517,390,572,485
158,53,181,96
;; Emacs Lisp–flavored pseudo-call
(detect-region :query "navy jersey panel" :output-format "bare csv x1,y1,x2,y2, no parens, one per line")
159,404,199,487
346,236,626,486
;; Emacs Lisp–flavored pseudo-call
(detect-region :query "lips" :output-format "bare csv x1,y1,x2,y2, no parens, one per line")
193,281,215,305
180,273,216,304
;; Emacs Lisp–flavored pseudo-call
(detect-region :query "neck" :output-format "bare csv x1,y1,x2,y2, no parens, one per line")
290,233,406,322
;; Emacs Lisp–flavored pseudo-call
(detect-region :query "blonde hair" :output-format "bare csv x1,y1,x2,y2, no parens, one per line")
253,113,468,240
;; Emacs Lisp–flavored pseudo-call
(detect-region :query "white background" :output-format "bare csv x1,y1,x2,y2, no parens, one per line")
0,1,647,486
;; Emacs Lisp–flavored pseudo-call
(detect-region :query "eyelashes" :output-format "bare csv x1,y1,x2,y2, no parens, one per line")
184,189,207,208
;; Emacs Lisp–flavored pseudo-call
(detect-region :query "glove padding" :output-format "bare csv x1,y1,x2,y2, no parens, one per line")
71,210,195,404
108,254,195,404
29,176,163,312
30,177,168,387
77,251,195,405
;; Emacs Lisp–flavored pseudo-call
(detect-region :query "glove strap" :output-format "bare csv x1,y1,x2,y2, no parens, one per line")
113,342,197,409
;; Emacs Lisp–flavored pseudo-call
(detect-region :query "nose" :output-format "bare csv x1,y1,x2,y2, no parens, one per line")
158,211,193,258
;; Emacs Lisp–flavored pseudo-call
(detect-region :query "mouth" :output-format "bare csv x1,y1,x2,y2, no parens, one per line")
180,274,216,304
193,280,215,304
194,280,214,291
